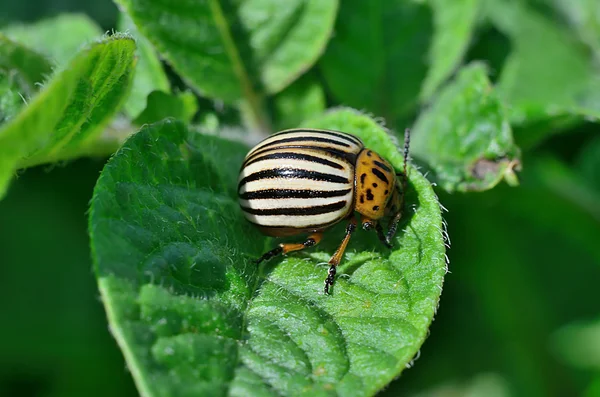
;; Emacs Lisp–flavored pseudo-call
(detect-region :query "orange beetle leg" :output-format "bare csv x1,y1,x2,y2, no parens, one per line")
255,233,323,264
324,217,358,294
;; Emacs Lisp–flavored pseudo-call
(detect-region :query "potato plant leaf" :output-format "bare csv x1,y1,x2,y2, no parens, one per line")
2,13,103,67
118,12,170,119
486,0,600,132
133,90,198,125
272,72,325,130
319,0,432,123
90,111,446,396
421,0,480,101
0,33,53,95
411,63,520,192
115,0,338,131
0,35,136,199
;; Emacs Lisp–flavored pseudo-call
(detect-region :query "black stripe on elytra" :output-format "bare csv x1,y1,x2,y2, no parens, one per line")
238,168,349,188
241,200,347,216
257,136,351,153
246,145,358,165
374,160,392,172
271,129,363,146
240,188,351,200
243,151,344,170
372,168,390,184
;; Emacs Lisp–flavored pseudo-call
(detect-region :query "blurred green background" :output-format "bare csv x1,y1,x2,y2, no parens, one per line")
1,0,600,396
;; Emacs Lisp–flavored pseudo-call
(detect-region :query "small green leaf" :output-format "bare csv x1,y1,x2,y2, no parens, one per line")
118,12,170,119
0,35,136,199
411,62,521,192
486,0,600,130
272,72,325,130
116,0,338,105
2,13,103,66
319,0,432,123
90,112,446,396
0,33,53,93
133,90,198,125
420,0,480,101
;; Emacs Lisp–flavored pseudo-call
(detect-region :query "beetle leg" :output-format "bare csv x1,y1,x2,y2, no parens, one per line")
375,223,393,248
385,185,404,245
324,217,357,295
255,233,323,264
360,215,391,248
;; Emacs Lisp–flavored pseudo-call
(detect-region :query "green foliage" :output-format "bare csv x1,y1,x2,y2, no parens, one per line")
115,0,338,130
2,0,600,396
485,0,600,132
90,113,446,396
412,63,520,192
421,0,480,101
133,91,198,125
3,13,103,66
118,12,170,118
0,35,136,198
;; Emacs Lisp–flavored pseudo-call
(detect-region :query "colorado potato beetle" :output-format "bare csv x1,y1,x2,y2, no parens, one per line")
238,128,410,294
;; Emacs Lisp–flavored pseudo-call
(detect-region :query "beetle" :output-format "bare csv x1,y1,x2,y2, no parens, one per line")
238,128,410,294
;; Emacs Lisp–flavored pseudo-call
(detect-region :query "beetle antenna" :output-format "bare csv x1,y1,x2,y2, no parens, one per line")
400,128,410,210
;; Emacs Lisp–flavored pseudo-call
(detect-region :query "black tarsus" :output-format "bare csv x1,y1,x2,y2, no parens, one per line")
376,223,392,248
255,246,283,264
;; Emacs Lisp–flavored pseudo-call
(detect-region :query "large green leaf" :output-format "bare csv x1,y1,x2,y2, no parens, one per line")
2,13,103,66
118,12,170,119
420,0,480,101
116,0,338,130
319,0,433,123
411,63,520,192
90,111,446,396
0,35,136,199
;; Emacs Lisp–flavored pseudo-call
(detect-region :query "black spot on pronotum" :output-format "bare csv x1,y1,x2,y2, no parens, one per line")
373,205,380,211
372,183,378,188
384,190,389,195
360,173,366,186
360,194,364,204
367,151,372,157
372,168,389,184
366,189,374,201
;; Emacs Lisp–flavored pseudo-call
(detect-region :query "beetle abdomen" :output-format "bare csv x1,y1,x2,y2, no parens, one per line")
238,129,364,235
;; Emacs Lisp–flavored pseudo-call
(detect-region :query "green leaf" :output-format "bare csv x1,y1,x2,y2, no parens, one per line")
272,72,325,130
548,0,600,60
0,35,136,199
486,0,600,130
118,12,170,119
90,112,446,396
576,135,600,195
2,13,103,66
319,0,433,123
0,70,26,123
116,0,338,130
420,0,480,101
0,33,53,93
552,318,600,370
411,62,520,192
133,90,198,125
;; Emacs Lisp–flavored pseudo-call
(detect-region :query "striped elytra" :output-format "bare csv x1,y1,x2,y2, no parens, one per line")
238,128,411,295
238,129,364,235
